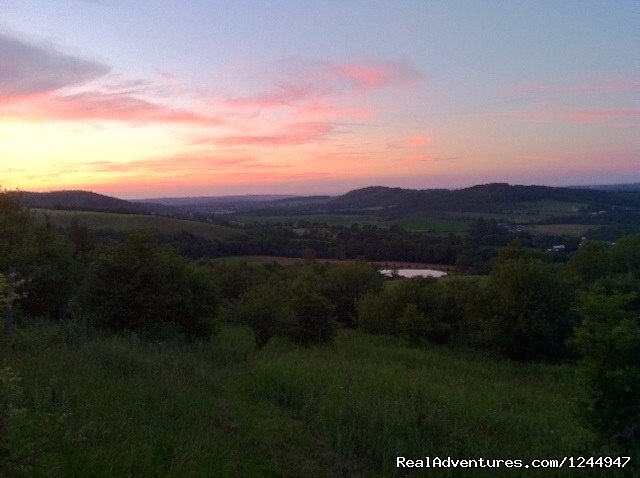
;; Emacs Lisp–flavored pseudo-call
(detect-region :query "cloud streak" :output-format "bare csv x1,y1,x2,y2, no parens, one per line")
213,122,334,146
489,105,640,124
0,33,110,98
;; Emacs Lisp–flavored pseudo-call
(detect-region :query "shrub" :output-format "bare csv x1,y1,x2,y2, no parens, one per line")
488,258,576,361
288,281,335,345
232,282,295,350
569,289,640,442
78,233,218,340
323,262,382,327
397,304,427,346
356,291,398,335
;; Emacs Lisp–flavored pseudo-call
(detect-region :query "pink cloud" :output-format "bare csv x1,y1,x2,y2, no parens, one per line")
329,61,423,92
409,136,432,146
404,155,455,163
489,105,640,124
388,136,433,149
2,91,222,125
213,122,334,146
223,59,423,112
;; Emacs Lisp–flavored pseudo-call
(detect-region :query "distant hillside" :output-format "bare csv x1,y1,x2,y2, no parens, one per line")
571,183,640,192
20,190,174,215
135,194,300,206
135,194,333,214
326,183,640,214
33,209,243,241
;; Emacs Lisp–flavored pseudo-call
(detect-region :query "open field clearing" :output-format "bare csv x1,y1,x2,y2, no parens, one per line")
33,209,243,241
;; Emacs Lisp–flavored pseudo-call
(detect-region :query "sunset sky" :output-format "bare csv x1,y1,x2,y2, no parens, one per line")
1,0,638,198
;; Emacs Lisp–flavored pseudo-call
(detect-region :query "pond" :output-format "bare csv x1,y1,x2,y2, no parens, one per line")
379,268,448,278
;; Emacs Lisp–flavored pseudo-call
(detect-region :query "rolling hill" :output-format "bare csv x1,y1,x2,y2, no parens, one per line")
33,209,244,241
324,183,640,214
19,190,174,215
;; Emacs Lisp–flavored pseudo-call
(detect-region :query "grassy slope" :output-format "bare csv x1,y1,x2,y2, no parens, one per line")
5,322,623,477
33,209,243,241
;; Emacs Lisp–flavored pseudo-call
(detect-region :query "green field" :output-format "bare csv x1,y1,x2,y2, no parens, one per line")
3,321,610,477
393,215,472,234
237,213,472,235
34,209,243,241
524,224,595,236
236,213,382,226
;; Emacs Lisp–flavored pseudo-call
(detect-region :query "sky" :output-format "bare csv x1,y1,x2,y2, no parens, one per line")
1,0,638,198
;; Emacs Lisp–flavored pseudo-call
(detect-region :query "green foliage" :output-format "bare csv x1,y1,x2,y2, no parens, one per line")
78,233,219,340
0,361,85,476
356,290,398,335
570,288,640,441
19,224,76,318
397,304,427,345
357,278,455,346
0,191,31,272
490,238,545,268
231,282,295,349
33,208,242,241
288,279,335,345
246,329,593,476
567,241,611,285
209,260,271,301
488,258,576,361
0,319,607,477
323,261,382,327
610,233,640,277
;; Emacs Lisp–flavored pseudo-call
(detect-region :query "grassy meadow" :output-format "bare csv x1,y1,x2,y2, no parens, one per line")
33,209,243,241
5,320,626,477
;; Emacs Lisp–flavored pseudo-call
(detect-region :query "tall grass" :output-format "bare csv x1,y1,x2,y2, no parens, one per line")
4,322,633,477
241,331,602,476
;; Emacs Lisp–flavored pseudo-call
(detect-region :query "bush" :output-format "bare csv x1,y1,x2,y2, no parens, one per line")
232,282,295,350
288,281,335,345
569,289,640,442
488,258,576,361
356,291,398,335
397,304,427,346
78,233,219,340
323,262,382,327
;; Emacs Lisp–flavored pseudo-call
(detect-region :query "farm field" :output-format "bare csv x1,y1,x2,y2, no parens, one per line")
524,224,595,236
236,213,472,235
33,208,243,241
3,322,603,477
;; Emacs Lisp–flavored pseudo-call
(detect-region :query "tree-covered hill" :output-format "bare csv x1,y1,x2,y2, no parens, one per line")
326,183,640,214
19,190,174,215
